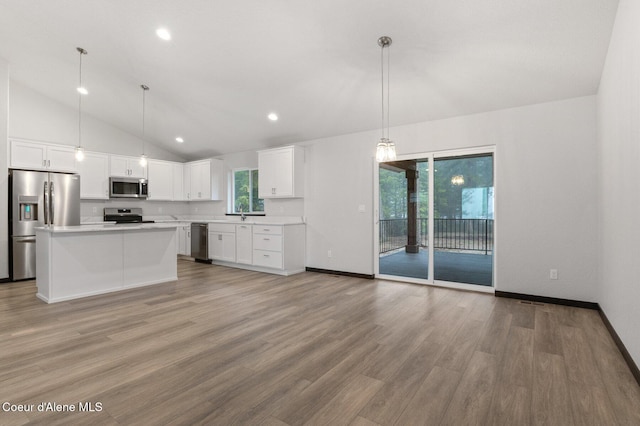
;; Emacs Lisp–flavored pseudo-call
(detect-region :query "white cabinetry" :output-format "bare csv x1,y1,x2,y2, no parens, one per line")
10,139,77,172
208,223,236,262
177,224,191,256
173,163,184,201
235,224,252,264
185,159,223,201
147,160,174,200
252,224,305,273
110,155,147,178
78,151,110,199
258,145,304,198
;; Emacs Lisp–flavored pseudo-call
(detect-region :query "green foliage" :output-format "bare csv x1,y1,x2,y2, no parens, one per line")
379,155,493,220
234,169,264,213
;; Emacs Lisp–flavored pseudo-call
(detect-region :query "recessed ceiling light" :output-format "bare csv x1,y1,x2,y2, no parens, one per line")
175,137,184,143
156,28,171,41
77,87,88,95
268,113,278,121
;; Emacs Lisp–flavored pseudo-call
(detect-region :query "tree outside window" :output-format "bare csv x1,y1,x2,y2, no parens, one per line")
233,169,264,213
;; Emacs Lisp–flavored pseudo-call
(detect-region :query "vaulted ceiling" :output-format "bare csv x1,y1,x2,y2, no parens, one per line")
0,0,619,160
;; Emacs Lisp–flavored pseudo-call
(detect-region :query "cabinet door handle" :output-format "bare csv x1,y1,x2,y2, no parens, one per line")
43,159,46,167
263,238,270,241
263,254,270,257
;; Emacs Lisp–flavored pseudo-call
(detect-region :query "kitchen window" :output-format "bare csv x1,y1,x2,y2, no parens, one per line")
232,168,264,213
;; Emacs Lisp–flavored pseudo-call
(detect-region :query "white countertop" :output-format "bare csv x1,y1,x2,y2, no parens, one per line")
37,222,182,234
81,217,306,227
155,219,305,226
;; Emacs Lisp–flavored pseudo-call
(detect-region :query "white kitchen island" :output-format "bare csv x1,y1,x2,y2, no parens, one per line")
36,223,179,303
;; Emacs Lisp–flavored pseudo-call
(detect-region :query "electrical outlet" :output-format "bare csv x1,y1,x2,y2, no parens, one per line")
92,207,97,213
328,250,332,258
158,207,163,213
550,269,558,280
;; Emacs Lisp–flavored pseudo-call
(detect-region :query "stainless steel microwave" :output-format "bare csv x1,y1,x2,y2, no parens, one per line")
109,177,148,199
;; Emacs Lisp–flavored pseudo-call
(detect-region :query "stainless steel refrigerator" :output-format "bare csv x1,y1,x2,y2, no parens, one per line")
9,169,81,281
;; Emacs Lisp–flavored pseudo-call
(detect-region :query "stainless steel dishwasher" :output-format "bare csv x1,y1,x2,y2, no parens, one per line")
190,223,211,263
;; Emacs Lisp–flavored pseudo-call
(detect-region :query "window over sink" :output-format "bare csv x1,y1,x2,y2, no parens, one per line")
232,168,264,213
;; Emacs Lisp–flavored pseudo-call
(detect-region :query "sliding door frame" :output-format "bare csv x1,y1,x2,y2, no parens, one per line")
374,145,497,293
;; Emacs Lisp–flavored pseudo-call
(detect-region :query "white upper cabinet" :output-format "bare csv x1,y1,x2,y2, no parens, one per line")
10,139,77,172
78,151,109,199
110,155,147,178
147,160,174,200
185,158,223,201
258,145,304,198
172,163,184,201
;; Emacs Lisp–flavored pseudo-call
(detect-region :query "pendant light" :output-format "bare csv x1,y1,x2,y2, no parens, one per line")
139,84,149,167
75,47,88,161
375,36,396,163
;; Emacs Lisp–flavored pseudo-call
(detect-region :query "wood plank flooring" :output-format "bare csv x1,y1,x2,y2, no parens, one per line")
1,259,639,425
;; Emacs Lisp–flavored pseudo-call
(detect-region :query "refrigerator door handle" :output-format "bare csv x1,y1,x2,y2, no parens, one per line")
17,238,36,243
43,181,49,225
49,181,55,225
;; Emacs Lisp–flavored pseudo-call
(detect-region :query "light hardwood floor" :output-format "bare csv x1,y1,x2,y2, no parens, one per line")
1,259,639,425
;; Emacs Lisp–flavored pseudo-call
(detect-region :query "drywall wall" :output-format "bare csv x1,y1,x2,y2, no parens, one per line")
0,59,9,279
8,81,184,162
597,0,640,369
303,96,599,303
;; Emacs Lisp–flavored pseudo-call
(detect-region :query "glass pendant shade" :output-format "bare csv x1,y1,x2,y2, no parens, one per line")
75,146,85,161
376,138,397,162
139,154,148,167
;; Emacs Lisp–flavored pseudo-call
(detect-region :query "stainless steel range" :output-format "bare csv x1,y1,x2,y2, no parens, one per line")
104,207,154,224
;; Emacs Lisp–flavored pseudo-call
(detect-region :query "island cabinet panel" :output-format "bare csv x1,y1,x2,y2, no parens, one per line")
123,229,177,287
35,224,178,303
37,231,124,302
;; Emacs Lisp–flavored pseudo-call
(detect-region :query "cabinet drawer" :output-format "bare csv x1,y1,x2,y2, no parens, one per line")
253,234,282,251
253,225,282,236
253,249,283,269
208,223,236,233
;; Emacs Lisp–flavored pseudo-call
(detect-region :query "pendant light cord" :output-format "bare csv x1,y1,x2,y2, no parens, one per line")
381,43,385,140
387,43,390,141
380,40,391,141
141,84,149,156
78,54,82,149
77,48,86,150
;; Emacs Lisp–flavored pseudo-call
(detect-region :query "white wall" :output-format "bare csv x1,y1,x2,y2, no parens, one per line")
597,0,640,369
0,59,9,279
8,81,184,162
303,96,599,303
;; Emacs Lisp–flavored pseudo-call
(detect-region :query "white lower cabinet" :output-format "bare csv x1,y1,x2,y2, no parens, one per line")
252,224,305,274
236,224,253,264
208,223,236,262
177,224,191,256
205,222,305,275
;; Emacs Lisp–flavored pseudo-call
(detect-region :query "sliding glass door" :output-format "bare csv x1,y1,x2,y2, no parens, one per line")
376,148,494,289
